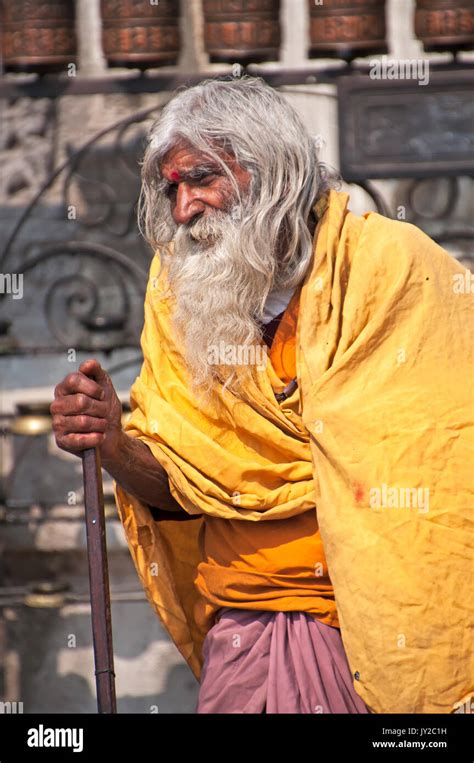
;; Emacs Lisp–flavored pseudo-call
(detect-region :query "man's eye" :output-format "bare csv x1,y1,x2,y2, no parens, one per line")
164,183,178,198
190,172,217,185
159,171,218,200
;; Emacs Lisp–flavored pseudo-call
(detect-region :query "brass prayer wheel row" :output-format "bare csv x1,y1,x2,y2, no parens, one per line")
307,0,474,61
308,0,388,61
203,0,282,64
0,0,182,73
414,0,474,54
101,0,181,69
0,0,77,73
0,0,472,73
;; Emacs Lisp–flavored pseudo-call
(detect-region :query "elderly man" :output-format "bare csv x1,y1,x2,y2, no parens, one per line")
51,76,473,715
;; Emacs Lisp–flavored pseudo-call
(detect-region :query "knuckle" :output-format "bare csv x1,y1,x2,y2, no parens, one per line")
75,393,87,410
51,400,63,415
52,414,65,431
54,383,64,399
66,433,82,447
68,372,80,387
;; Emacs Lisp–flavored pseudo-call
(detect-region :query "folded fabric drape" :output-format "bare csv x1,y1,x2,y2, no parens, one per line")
196,607,370,713
113,189,473,713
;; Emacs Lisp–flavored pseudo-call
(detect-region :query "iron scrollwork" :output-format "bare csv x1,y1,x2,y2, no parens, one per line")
0,104,168,356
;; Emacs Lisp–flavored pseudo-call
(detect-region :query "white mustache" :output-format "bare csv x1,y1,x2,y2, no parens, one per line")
176,203,244,246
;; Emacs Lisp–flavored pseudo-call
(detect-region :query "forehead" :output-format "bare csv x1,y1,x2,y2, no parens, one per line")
160,140,215,176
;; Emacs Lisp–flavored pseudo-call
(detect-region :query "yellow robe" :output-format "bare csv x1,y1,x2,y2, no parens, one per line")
113,189,473,713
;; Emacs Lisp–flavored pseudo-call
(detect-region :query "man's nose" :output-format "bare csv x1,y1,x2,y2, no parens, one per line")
172,183,206,226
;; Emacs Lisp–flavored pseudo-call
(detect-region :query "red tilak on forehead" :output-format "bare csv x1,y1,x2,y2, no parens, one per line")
170,170,182,181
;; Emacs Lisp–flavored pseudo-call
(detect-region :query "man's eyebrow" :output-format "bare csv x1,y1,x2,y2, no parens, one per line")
182,163,221,179
161,163,220,182
157,163,222,195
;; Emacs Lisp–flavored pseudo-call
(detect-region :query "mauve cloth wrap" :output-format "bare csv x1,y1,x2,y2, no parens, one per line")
196,607,371,713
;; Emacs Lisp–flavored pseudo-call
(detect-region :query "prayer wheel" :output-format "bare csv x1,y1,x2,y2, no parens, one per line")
307,0,387,61
101,0,181,69
202,0,281,64
1,0,77,73
414,1,474,54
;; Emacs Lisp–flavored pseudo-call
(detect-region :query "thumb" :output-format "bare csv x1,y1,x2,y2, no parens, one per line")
79,358,110,386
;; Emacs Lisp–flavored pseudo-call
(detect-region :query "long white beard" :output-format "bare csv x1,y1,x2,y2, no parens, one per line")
162,200,275,401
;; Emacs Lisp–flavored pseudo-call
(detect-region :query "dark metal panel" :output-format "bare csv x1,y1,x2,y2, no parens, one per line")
338,68,474,180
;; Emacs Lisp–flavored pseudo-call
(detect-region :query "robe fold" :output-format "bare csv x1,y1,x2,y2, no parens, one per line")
113,189,473,713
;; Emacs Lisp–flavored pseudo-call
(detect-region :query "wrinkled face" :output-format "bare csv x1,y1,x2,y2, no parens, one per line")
156,139,275,401
159,140,252,232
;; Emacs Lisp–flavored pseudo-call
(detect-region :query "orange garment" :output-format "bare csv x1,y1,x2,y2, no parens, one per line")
193,286,339,629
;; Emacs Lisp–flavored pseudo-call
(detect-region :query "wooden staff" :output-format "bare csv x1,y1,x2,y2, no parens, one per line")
82,446,117,713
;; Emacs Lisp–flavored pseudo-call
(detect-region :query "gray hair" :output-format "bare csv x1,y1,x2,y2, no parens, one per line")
138,75,340,294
